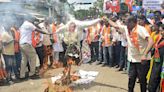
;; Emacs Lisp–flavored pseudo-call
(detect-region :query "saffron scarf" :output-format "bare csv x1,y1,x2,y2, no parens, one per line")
52,23,57,43
102,26,111,46
11,27,20,53
32,31,36,48
87,27,92,44
129,25,140,50
35,32,41,45
87,26,99,44
93,25,99,41
154,35,162,62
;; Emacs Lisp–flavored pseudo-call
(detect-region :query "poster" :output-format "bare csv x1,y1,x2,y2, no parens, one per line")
103,0,120,13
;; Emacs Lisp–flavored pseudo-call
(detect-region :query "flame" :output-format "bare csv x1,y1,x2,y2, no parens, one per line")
67,58,75,65
71,75,80,81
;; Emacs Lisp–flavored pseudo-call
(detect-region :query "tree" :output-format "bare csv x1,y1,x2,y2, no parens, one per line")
73,0,105,19
93,0,104,16
74,9,90,20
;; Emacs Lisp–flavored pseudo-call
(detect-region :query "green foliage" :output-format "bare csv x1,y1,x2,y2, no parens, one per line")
74,10,90,19
120,3,128,13
74,0,105,19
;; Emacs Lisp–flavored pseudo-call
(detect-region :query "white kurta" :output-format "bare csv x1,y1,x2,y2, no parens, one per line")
56,18,101,46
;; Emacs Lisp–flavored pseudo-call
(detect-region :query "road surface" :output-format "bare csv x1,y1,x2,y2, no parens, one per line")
0,62,140,92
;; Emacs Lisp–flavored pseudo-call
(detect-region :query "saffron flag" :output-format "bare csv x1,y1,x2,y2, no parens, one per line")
111,0,120,13
125,0,133,12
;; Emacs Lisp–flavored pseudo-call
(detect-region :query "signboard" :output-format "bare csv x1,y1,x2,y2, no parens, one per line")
142,0,163,10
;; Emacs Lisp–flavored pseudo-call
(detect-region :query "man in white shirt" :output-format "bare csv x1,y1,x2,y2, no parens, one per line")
19,18,51,79
112,26,122,67
118,32,128,71
115,18,128,71
108,15,150,92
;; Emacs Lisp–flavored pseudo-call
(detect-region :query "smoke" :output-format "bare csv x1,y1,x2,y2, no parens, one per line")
0,1,30,30
0,0,47,30
0,2,22,29
0,0,49,40
49,0,76,23
0,0,76,30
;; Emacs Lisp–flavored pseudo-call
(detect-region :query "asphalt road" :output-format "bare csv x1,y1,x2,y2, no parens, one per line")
0,62,140,92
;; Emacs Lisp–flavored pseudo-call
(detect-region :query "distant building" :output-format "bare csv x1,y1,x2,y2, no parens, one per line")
67,0,97,11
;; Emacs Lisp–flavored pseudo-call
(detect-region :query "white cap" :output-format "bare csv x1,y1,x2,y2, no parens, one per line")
147,18,154,25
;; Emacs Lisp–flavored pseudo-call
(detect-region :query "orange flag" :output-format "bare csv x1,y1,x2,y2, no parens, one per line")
125,0,133,12
111,0,120,13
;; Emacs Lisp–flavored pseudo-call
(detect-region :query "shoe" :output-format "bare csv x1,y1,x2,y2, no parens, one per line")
29,74,40,79
17,77,29,82
88,61,93,65
0,79,10,86
96,62,102,65
11,75,16,80
8,80,14,85
102,64,108,67
101,62,106,64
115,65,119,68
117,68,123,71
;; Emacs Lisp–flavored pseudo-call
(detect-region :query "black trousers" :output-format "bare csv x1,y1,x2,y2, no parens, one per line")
148,62,162,92
113,41,121,66
148,47,164,92
128,61,150,92
98,41,103,62
35,45,44,68
89,41,99,62
119,46,127,69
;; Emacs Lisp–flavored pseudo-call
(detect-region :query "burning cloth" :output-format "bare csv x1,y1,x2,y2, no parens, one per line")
51,70,99,85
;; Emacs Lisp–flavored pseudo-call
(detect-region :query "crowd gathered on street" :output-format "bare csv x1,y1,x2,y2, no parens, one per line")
0,9,163,92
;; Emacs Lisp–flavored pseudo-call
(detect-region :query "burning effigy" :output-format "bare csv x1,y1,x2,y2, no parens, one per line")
43,16,101,92
44,68,99,92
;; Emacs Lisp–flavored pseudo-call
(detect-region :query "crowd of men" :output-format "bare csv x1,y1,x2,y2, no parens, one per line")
0,10,163,92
